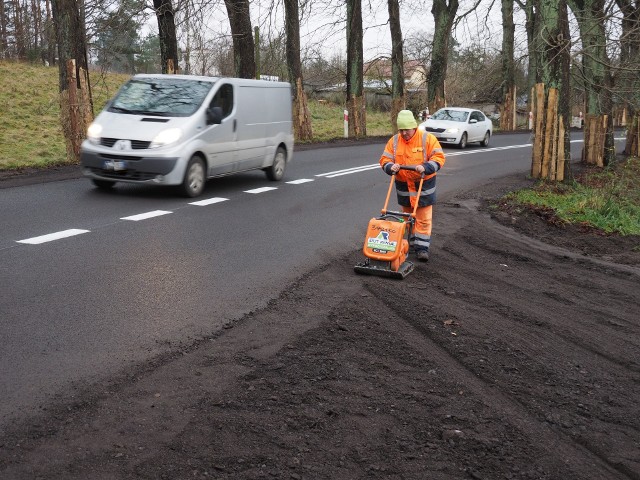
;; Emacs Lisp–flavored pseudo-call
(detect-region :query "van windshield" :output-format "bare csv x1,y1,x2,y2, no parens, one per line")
108,78,214,117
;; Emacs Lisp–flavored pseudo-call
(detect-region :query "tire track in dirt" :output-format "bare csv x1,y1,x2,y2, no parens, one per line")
363,279,638,479
364,202,640,479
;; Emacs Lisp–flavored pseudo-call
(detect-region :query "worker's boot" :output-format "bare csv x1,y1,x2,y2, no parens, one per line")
416,250,430,262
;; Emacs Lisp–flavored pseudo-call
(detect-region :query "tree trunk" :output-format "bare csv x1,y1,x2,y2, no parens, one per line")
615,0,640,155
284,0,313,140
45,0,56,65
516,0,537,114
568,0,615,165
0,0,7,57
346,0,365,137
13,0,26,58
500,0,516,130
388,0,405,131
427,0,458,112
224,0,256,79
51,0,93,162
531,0,571,180
153,0,179,74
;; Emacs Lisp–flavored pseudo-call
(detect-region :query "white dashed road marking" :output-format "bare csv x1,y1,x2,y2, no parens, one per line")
17,229,90,245
120,210,172,221
244,187,278,194
15,137,612,246
286,179,314,184
189,197,229,206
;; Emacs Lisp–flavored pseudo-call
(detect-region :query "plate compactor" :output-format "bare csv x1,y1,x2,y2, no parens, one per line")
354,165,425,280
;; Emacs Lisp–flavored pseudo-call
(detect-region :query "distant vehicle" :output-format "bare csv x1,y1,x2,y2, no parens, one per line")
419,107,492,149
80,74,294,197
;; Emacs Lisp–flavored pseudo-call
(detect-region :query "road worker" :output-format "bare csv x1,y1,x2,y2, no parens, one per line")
379,110,446,262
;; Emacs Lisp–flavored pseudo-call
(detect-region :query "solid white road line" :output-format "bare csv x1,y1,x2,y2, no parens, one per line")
189,197,229,206
17,229,90,245
120,210,172,221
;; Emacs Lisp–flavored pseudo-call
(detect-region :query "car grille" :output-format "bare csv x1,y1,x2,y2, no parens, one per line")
424,127,445,133
88,167,156,181
100,138,151,149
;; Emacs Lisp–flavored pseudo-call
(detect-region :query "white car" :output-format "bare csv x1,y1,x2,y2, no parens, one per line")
419,107,492,149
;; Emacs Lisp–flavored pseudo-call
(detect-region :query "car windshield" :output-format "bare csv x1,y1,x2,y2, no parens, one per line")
108,78,214,117
431,109,469,122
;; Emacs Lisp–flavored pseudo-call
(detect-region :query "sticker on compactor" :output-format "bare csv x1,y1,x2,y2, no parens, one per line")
367,231,397,253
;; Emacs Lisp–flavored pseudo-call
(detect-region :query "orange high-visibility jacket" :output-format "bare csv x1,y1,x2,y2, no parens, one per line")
379,130,446,207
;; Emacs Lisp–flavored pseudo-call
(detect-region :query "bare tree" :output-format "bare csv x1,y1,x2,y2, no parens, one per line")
500,0,517,130
388,0,405,130
224,0,256,78
153,0,179,73
530,0,571,179
51,0,93,161
346,0,365,136
284,0,312,140
567,0,615,164
615,0,640,155
427,0,459,112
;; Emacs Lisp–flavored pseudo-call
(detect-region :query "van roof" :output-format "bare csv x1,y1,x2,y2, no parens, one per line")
133,73,220,83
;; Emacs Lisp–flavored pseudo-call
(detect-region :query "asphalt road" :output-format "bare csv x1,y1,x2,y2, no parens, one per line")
0,131,589,429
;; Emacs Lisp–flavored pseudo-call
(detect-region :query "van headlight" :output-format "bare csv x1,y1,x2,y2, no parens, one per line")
150,128,183,148
87,123,102,145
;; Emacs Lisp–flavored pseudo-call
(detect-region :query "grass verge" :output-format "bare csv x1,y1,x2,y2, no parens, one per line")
499,157,640,236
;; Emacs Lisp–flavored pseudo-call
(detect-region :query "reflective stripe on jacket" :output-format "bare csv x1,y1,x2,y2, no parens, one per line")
379,130,446,207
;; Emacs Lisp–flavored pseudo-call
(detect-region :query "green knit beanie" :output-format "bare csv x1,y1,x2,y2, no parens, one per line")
397,110,417,129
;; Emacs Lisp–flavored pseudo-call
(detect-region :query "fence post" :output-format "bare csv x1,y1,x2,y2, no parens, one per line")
344,109,349,138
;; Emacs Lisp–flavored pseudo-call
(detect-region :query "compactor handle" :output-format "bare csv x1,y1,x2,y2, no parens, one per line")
381,165,426,217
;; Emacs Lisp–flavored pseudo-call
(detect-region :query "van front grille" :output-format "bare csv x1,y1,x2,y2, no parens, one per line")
100,138,151,150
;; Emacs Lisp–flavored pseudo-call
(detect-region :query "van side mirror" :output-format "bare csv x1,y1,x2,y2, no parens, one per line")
206,106,223,125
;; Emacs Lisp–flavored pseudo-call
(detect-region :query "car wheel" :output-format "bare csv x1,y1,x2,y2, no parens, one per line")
480,131,490,147
181,155,206,197
266,146,286,181
458,132,467,149
92,179,116,189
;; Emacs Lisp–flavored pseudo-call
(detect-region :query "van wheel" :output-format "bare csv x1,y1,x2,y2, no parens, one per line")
480,131,490,147
92,179,116,189
181,155,206,197
266,147,286,181
458,133,467,149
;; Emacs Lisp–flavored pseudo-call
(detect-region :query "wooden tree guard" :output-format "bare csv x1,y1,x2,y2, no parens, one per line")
625,115,640,157
292,77,313,141
347,94,366,138
531,84,545,178
583,114,608,167
500,85,516,131
60,59,93,162
531,83,565,181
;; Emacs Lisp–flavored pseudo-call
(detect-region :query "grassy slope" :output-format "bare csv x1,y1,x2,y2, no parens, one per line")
0,60,392,170
0,61,130,169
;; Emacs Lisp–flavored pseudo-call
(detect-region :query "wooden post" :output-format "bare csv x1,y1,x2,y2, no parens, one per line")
557,116,565,181
541,87,558,179
532,83,545,178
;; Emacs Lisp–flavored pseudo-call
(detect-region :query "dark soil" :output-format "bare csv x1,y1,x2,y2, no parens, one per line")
1,165,639,480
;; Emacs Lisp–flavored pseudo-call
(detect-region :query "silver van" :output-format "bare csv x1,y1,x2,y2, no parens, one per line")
80,74,294,197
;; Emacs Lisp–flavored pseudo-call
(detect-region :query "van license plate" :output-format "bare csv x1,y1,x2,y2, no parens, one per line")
103,160,127,171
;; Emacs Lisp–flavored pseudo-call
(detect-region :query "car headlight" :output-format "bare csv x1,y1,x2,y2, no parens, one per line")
150,128,183,148
87,123,102,145
444,127,460,134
